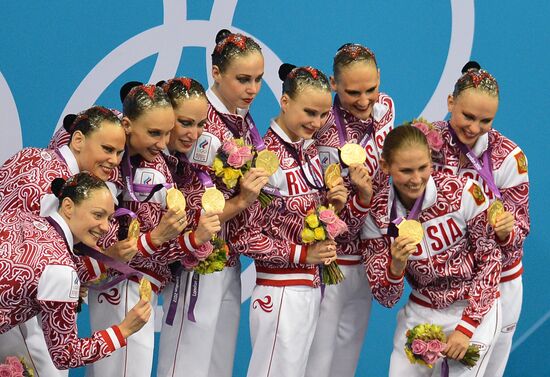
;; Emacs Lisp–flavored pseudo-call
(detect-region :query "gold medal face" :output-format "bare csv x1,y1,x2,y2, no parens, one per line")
255,150,279,176
488,200,504,227
340,143,367,166
127,218,141,239
201,188,226,212
166,187,186,212
398,219,424,245
139,277,152,302
324,163,342,189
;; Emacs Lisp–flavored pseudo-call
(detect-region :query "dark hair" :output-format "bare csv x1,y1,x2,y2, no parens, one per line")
162,77,206,107
333,43,377,80
382,125,430,164
63,106,122,141
122,83,172,120
452,61,499,98
211,29,262,73
51,172,109,206
278,64,331,99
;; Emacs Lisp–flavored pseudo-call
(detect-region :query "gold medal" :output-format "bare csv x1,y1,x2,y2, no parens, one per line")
397,219,424,245
166,187,186,212
201,187,226,212
324,163,342,189
488,200,505,227
127,218,141,239
255,150,279,176
340,143,367,166
139,277,152,302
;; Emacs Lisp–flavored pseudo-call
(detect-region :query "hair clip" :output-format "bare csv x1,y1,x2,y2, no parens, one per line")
302,66,319,80
215,34,247,54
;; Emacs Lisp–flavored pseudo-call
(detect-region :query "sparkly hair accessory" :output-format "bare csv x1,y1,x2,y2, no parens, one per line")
302,66,319,80
215,34,247,54
336,43,377,64
177,77,192,91
141,85,157,99
466,69,498,92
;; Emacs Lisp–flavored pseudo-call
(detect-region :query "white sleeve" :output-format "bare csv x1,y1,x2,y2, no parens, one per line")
37,265,80,302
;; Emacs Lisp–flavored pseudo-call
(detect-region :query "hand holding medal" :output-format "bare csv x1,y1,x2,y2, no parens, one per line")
488,200,515,241
139,277,152,302
340,143,367,166
324,163,342,189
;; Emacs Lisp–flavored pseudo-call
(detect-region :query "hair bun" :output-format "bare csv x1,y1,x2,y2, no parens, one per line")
62,114,77,132
51,178,66,198
156,80,167,87
120,81,143,103
215,29,232,44
461,61,481,74
278,63,296,81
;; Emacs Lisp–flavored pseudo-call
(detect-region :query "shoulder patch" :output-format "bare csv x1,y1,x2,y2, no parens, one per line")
192,134,213,164
514,151,528,174
468,182,486,206
40,150,52,161
38,265,80,302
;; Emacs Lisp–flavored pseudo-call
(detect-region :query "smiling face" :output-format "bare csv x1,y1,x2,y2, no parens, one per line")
70,121,126,180
123,106,175,162
278,87,332,142
448,89,499,148
212,51,264,113
332,61,380,120
61,187,114,247
168,96,208,154
382,144,432,209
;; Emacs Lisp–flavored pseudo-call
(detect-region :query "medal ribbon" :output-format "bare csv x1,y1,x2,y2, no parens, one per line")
187,272,200,322
271,128,325,191
45,217,143,290
333,95,375,149
165,264,184,325
218,111,266,152
447,124,502,199
387,189,426,238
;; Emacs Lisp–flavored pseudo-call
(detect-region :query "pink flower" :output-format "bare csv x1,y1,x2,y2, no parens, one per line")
5,358,22,373
422,350,441,365
194,241,214,261
236,146,253,162
227,153,246,168
427,339,445,353
222,140,238,155
426,130,443,152
319,209,337,225
412,122,429,134
0,364,12,377
411,339,428,355
326,218,348,239
181,253,199,269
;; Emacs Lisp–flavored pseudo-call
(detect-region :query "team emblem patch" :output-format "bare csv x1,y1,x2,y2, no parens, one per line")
514,151,527,174
192,134,212,163
468,183,486,206
33,220,48,231
40,151,52,161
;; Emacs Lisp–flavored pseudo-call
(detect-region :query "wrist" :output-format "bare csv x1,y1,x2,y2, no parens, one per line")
149,228,164,247
117,323,130,339
389,262,405,278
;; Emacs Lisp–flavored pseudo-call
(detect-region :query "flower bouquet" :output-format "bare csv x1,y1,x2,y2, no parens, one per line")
407,117,444,153
212,138,254,189
301,204,348,284
181,236,229,275
405,323,480,369
0,356,34,377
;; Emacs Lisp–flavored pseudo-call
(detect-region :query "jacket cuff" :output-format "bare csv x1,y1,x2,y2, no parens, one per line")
386,264,405,284
138,231,159,257
100,325,127,352
290,243,308,265
455,315,478,338
178,231,199,253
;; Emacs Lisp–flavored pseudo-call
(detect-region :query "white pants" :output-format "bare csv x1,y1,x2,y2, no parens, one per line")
247,285,321,377
157,265,241,377
484,277,523,377
85,280,157,377
0,316,69,377
305,264,372,377
388,298,501,377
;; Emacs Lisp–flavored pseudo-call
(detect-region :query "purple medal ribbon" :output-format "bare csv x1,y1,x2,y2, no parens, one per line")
187,272,200,322
244,113,266,152
45,217,143,290
333,95,375,159
164,264,184,325
441,358,449,377
447,124,502,199
387,190,426,238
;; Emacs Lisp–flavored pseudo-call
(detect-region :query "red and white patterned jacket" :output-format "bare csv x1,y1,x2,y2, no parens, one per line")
314,93,395,263
48,127,71,150
186,89,261,267
361,172,501,337
231,121,371,287
0,146,107,282
432,121,530,282
0,211,126,369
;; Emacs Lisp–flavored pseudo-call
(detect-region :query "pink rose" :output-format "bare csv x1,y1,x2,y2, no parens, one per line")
181,253,199,269
222,140,238,155
326,218,349,239
426,130,443,152
0,364,12,377
427,339,445,353
411,339,428,355
422,350,440,365
319,209,337,225
194,241,214,261
5,358,22,373
236,146,253,162
227,153,246,168
412,122,429,134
